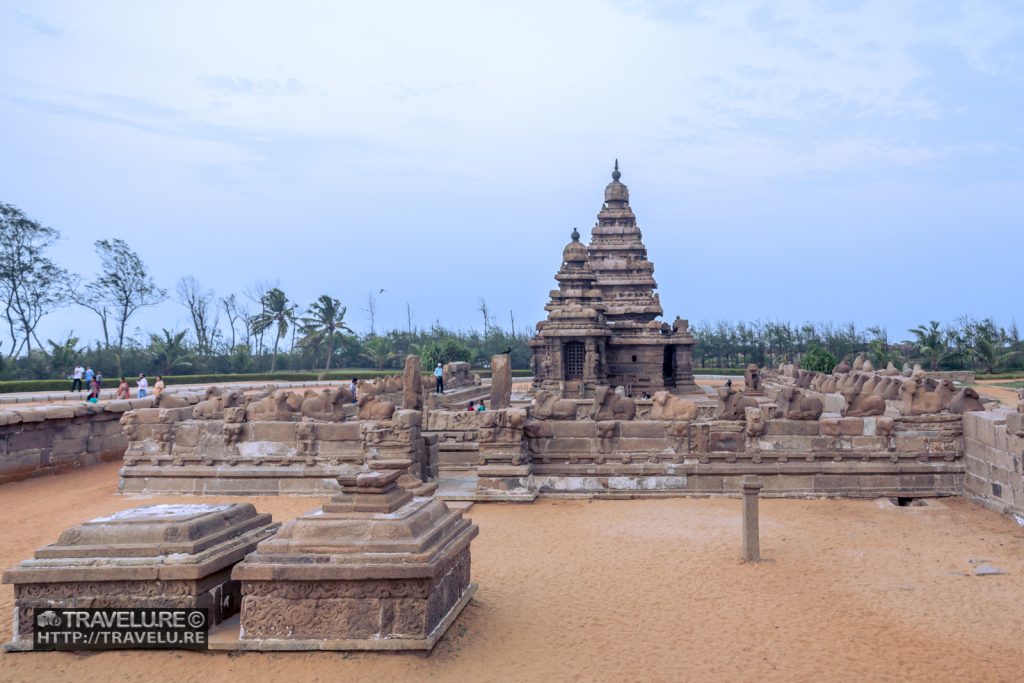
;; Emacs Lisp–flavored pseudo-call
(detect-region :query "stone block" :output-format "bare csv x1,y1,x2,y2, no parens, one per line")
51,435,89,457
619,422,668,438
87,434,128,454
14,409,45,423
549,422,597,438
819,418,842,437
764,420,820,436
543,438,594,454
7,428,52,451
2,503,279,645
839,418,865,436
0,450,46,477
709,431,744,453
40,405,75,420
316,422,362,442
248,422,298,442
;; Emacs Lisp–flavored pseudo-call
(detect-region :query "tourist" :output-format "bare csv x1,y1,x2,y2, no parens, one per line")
71,364,84,392
154,375,165,398
467,401,475,412
87,375,100,402
350,378,358,403
115,377,129,400
84,365,95,387
434,363,444,394
476,401,486,413
96,371,103,387
137,373,149,398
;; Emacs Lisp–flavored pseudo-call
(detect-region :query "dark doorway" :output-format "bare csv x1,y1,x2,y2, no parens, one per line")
663,346,676,387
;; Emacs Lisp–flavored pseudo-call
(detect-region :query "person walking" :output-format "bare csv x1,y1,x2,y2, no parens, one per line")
84,366,95,388
137,373,149,398
87,375,100,402
115,377,130,400
434,363,444,394
71,364,84,392
153,375,165,398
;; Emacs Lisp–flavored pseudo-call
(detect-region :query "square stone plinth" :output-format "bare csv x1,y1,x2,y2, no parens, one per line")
230,488,478,651
3,503,279,649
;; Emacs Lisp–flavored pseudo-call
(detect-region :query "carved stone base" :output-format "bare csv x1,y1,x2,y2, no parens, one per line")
2,503,279,647
238,549,472,644
232,468,478,650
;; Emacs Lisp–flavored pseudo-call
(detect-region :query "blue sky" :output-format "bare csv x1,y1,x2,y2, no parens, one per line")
1,0,1021,348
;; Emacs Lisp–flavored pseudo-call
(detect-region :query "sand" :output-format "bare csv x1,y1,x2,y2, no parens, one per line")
1,463,1023,682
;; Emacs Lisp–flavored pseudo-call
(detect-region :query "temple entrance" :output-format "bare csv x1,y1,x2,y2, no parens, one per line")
662,346,676,387
564,341,585,380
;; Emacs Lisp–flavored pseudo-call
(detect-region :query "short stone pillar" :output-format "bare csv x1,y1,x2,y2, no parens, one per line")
741,476,763,562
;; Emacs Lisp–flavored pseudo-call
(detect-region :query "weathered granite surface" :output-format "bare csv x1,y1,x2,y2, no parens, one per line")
2,503,279,648
231,467,478,650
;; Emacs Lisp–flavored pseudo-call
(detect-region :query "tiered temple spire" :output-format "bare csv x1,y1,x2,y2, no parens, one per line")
529,162,697,397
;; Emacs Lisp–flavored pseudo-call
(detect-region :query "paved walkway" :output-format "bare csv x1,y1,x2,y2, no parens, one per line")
0,380,348,406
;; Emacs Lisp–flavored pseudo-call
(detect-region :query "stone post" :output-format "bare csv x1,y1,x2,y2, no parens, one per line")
741,475,763,562
402,354,424,411
490,354,512,410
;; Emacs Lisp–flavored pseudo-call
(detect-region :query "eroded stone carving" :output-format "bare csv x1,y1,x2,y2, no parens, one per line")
948,387,985,414
649,390,698,421
532,390,577,420
590,386,636,421
778,386,823,420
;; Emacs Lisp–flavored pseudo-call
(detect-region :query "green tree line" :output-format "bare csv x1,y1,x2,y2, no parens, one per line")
2,202,1021,382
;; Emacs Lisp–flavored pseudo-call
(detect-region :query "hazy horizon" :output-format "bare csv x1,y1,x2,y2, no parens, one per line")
2,1,1021,350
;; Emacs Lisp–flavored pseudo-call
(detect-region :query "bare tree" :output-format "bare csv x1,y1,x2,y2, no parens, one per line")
406,302,414,335
176,276,218,354
0,203,70,357
76,239,166,374
363,291,378,336
221,293,246,350
478,297,491,337
244,280,276,356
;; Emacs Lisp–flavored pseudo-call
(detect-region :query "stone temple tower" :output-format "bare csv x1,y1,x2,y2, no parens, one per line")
530,162,698,397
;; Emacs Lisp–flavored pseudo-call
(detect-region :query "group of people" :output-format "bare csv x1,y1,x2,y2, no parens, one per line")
466,400,486,412
71,365,164,402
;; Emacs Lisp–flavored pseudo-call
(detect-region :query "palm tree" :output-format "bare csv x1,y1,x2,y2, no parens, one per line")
46,333,84,378
908,321,945,370
251,288,296,372
360,335,396,370
149,329,193,375
301,295,353,371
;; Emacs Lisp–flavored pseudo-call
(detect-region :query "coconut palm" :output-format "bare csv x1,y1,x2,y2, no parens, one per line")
359,335,396,370
250,288,297,372
301,295,353,372
148,328,193,375
908,321,946,370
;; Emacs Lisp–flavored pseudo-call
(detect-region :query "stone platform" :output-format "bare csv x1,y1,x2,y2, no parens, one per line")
230,467,478,650
3,503,279,650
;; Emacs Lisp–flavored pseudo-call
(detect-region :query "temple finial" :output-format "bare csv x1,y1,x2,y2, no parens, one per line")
571,227,580,242
611,159,621,182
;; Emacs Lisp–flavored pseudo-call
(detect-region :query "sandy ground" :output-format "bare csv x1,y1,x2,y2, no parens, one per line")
974,378,1023,407
1,463,1023,682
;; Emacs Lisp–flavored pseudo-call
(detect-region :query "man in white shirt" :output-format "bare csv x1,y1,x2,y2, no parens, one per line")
434,363,444,394
137,373,149,398
72,365,84,392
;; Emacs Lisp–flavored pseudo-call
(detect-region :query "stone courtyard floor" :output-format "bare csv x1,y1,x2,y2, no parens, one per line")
1,461,1023,682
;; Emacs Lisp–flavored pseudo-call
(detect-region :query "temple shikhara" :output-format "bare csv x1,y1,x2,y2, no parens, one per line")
529,161,698,397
